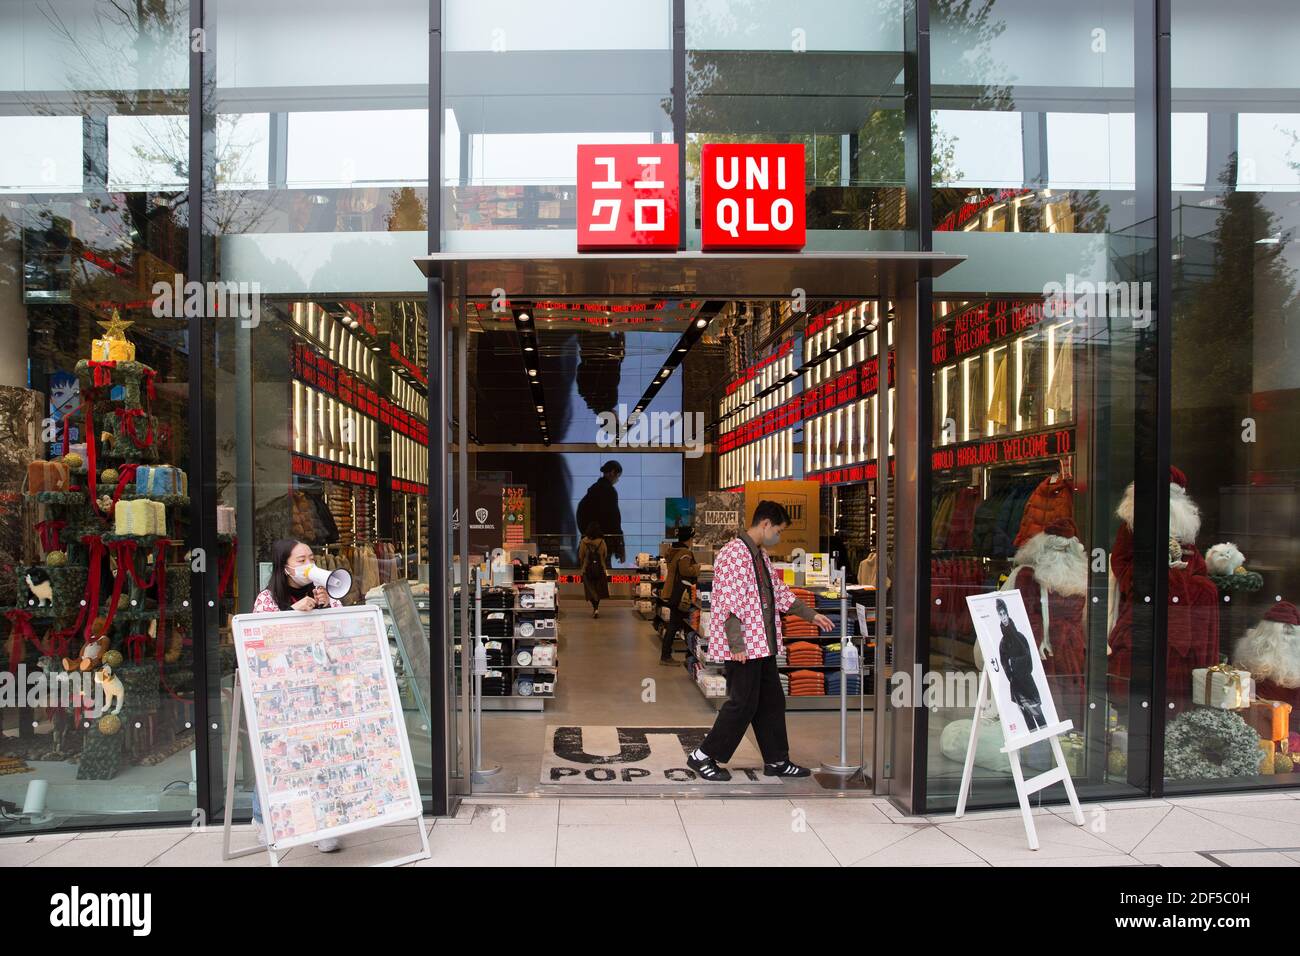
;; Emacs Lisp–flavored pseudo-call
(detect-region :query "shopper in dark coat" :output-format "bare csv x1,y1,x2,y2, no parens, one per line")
659,526,700,665
997,597,1046,731
575,460,625,563
578,523,610,617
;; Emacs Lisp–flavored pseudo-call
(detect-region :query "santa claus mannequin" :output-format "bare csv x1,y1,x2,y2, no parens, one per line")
1003,517,1088,729
1232,601,1300,721
1108,466,1219,714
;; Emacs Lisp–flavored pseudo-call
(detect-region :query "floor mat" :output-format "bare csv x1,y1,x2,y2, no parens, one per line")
541,725,781,786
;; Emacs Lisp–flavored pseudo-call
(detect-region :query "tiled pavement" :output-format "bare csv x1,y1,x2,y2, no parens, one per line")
7,790,1300,866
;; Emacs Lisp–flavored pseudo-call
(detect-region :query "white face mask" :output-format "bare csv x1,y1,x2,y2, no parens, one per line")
288,562,313,587
762,527,782,548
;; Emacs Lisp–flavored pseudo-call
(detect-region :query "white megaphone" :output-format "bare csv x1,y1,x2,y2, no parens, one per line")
295,562,352,599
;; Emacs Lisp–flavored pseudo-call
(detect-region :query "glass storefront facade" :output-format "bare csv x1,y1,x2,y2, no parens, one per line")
1,0,1296,832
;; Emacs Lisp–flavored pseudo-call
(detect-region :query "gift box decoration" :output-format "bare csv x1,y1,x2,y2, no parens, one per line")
136,464,187,497
90,338,136,362
89,310,136,363
1246,699,1292,742
114,499,167,536
1193,664,1253,709
26,459,70,493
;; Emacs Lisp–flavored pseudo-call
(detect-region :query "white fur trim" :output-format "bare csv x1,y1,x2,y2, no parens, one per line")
1115,481,1201,544
1233,620,1300,688
1011,532,1088,597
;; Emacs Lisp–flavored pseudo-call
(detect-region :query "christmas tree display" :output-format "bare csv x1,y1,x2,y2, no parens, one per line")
3,310,194,780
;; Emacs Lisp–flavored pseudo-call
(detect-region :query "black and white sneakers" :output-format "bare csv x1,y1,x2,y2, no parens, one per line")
763,760,812,778
687,750,732,782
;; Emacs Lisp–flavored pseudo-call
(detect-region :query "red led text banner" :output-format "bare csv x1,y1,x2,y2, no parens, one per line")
719,394,803,453
724,339,794,396
809,458,896,486
931,428,1075,472
932,300,1047,366
295,342,428,445
292,453,378,487
389,341,428,386
802,352,895,419
392,479,428,495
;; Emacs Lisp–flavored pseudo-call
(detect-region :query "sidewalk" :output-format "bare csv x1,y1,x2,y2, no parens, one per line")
4,791,1300,867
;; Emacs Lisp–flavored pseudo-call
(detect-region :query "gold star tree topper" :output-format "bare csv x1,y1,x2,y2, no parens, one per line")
96,309,134,341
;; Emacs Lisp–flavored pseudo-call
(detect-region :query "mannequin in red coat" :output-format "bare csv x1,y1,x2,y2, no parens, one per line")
1005,518,1087,729
1108,467,1219,714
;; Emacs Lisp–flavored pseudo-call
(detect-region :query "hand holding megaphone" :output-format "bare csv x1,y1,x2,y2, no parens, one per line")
291,561,353,600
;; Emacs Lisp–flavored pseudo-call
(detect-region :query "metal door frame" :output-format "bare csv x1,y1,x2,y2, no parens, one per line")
417,251,964,805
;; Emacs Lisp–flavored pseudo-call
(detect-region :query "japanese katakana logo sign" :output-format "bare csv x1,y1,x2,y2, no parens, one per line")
576,144,680,251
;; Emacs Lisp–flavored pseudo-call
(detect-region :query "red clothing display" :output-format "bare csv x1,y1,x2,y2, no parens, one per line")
1014,476,1076,547
1108,524,1219,714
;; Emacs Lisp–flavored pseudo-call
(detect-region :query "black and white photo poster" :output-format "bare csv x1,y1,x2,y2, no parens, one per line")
966,590,1062,742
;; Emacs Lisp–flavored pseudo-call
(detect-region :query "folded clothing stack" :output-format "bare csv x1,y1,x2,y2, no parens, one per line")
825,672,862,696
482,586,514,609
823,642,842,669
481,610,514,638
782,614,821,639
482,640,508,668
789,587,816,607
480,669,509,696
778,672,790,695
785,641,823,668
788,669,826,696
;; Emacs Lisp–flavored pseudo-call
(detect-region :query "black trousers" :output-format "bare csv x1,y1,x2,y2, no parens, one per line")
700,654,789,764
660,608,684,660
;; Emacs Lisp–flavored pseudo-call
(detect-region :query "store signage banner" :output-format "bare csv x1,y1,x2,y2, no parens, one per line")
701,143,806,251
744,479,819,558
931,427,1074,472
229,605,424,850
502,484,530,547
576,144,680,251
465,480,504,555
965,589,1062,743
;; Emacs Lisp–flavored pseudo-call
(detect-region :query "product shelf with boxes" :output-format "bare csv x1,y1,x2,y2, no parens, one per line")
454,581,559,711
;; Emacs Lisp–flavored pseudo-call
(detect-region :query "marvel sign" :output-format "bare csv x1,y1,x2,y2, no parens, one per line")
701,143,806,251
576,144,680,251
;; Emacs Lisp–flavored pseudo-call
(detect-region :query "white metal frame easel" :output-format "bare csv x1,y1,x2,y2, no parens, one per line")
220,669,432,868
953,668,1085,850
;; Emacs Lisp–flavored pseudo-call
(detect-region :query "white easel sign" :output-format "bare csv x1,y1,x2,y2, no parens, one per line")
956,590,1084,850
224,604,430,866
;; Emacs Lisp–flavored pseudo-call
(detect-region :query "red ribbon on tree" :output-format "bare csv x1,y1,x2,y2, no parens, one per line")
123,632,148,664
218,539,238,599
86,360,117,388
141,367,157,401
113,408,154,449
5,609,42,673
61,416,71,456
35,519,67,553
112,464,140,502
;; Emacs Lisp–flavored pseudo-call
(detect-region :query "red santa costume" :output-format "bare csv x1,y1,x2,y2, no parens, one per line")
1231,601,1300,730
1108,466,1219,713
1003,517,1088,728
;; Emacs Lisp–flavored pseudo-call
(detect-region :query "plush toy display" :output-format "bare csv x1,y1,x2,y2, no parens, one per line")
95,665,125,715
63,616,111,672
1233,601,1300,725
24,568,54,607
1206,542,1263,592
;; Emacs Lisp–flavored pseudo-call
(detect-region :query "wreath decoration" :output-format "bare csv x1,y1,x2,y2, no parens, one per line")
1209,570,1264,593
1165,707,1262,780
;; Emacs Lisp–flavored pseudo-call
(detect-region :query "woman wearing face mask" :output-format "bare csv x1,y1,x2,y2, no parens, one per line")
247,539,344,852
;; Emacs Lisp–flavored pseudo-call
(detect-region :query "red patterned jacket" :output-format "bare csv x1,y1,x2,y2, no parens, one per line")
707,535,796,661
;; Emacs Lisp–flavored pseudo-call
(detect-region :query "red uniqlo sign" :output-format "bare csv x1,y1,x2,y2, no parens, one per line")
576,144,680,251
701,143,806,251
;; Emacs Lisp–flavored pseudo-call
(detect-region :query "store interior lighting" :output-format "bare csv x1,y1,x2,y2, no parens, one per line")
512,305,550,444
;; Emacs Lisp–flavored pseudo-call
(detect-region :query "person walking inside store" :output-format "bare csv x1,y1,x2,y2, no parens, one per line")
575,460,625,565
659,526,700,666
687,501,835,781
578,522,610,618
248,538,344,852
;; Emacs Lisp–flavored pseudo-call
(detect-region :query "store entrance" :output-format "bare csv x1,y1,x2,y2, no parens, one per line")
416,252,963,801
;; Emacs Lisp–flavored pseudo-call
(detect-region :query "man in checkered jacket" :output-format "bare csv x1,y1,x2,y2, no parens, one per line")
687,500,834,781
